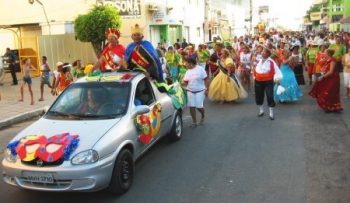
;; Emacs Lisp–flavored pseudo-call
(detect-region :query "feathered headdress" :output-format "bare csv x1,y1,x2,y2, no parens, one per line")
105,28,121,39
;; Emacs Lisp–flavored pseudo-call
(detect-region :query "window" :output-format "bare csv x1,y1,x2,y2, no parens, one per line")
134,78,156,106
47,82,130,119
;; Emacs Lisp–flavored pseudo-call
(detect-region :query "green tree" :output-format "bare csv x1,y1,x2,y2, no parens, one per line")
74,5,122,57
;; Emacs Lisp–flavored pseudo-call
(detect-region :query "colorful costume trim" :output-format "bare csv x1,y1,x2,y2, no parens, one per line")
7,133,79,162
135,103,162,144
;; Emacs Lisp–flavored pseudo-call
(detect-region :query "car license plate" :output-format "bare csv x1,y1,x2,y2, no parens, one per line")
22,172,54,184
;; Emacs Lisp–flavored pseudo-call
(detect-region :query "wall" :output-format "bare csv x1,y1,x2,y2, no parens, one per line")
38,34,97,70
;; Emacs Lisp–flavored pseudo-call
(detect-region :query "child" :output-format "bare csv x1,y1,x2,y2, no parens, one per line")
53,62,73,95
39,56,52,101
51,62,63,96
19,58,35,105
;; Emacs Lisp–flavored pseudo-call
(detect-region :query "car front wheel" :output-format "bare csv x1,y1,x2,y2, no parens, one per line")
168,111,183,142
108,149,134,195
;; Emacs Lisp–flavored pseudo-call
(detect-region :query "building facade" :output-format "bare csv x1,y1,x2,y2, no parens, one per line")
306,0,350,32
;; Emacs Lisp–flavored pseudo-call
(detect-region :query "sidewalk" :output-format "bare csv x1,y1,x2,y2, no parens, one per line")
0,72,56,129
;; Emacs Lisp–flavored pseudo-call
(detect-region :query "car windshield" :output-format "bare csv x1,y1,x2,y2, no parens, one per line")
47,82,130,120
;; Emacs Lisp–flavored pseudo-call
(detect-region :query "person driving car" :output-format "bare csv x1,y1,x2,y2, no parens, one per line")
79,89,101,114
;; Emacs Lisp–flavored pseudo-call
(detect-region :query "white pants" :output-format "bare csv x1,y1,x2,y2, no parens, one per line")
187,90,205,108
344,72,350,88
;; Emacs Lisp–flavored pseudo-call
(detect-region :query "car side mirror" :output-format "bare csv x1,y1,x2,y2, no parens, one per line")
131,105,150,118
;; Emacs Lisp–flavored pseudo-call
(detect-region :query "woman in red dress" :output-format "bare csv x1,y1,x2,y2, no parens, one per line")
309,49,343,112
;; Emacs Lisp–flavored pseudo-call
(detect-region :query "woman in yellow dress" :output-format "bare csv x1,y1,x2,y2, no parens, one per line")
208,49,247,103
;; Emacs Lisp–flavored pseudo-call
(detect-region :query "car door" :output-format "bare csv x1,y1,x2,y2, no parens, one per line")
133,78,163,151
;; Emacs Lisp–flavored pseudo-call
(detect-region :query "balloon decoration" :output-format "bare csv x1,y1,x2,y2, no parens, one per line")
135,103,162,144
7,133,79,162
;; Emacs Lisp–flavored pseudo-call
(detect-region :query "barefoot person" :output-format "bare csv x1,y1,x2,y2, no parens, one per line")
19,58,35,105
39,56,52,101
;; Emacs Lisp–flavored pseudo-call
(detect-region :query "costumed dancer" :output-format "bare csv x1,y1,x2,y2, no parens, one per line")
273,49,303,102
253,46,283,120
313,43,328,82
95,28,126,72
125,24,163,82
165,46,180,82
178,51,188,83
290,42,305,85
53,63,73,95
208,49,247,103
305,41,319,85
309,49,343,113
238,45,252,91
208,43,223,79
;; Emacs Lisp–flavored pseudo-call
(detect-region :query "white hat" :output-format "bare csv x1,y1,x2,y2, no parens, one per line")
56,62,63,67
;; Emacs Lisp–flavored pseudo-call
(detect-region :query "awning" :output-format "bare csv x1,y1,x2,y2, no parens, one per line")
340,16,350,24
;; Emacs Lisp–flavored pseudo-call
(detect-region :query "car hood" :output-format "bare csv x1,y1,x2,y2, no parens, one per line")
10,117,121,154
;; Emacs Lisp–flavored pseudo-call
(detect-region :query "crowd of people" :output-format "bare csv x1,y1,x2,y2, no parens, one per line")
1,27,349,124
155,29,349,122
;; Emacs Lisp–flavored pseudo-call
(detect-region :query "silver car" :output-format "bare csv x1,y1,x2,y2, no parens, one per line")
2,72,184,194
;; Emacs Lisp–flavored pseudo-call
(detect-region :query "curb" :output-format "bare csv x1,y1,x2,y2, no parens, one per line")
0,108,45,130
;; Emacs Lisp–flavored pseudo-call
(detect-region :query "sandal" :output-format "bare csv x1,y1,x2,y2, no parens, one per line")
199,118,204,125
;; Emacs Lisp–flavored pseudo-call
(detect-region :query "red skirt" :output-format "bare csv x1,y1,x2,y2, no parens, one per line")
309,73,343,112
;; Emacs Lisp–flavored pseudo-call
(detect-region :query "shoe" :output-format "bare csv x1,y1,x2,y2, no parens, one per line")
269,115,274,120
38,98,44,101
190,123,197,128
258,112,264,117
199,118,204,125
11,83,18,86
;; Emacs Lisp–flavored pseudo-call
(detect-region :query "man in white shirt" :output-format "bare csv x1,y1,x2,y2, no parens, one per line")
253,46,283,120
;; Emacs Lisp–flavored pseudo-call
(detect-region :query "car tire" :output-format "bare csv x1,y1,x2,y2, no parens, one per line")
168,111,183,142
108,149,134,195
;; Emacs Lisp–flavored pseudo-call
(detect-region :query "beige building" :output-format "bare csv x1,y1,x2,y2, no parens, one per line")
0,0,208,72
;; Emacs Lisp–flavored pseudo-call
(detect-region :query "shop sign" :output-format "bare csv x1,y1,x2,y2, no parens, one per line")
310,12,321,21
104,0,141,18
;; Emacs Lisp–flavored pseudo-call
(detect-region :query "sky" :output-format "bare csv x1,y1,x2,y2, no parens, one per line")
254,0,315,30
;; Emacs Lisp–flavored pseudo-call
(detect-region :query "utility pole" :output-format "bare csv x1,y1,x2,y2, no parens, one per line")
250,0,253,35
29,0,51,35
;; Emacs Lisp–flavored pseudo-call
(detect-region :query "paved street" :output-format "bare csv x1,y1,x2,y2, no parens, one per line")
0,85,350,203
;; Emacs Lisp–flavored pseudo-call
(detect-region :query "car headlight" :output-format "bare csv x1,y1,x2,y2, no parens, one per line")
4,148,17,162
71,150,99,165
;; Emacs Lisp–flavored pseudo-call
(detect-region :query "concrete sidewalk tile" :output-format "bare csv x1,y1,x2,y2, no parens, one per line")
0,74,56,129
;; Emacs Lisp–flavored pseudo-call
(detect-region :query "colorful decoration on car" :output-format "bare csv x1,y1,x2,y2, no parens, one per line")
167,82,187,109
86,72,136,82
6,133,79,162
135,103,162,144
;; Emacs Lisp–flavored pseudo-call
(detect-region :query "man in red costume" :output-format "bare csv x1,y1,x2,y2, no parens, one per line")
95,28,126,72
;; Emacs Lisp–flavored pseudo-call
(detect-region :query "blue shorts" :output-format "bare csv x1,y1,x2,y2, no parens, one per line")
23,76,32,85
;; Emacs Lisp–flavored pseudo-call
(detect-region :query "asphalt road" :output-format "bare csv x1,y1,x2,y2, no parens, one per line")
1,85,350,203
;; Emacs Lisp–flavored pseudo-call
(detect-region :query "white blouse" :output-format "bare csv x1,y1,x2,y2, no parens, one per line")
255,57,283,81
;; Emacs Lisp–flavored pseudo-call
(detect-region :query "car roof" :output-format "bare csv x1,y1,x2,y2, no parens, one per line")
75,71,143,84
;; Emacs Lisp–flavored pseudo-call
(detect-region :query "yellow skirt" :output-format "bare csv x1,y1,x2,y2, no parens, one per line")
208,71,247,102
